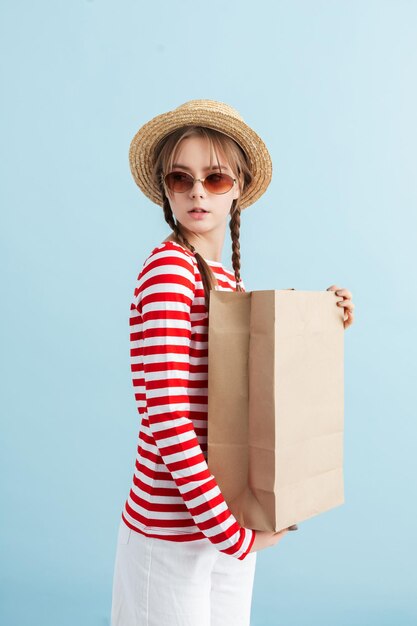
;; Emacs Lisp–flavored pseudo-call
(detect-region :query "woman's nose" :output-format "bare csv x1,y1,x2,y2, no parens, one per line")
189,179,206,197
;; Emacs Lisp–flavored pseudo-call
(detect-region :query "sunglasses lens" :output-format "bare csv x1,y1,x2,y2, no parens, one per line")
164,171,235,194
165,172,194,192
205,173,234,194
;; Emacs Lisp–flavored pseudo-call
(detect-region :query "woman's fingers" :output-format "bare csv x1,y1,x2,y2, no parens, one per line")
337,300,355,310
326,285,355,329
334,288,352,299
344,309,355,329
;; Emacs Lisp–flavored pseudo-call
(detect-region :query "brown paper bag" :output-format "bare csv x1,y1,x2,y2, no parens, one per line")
207,289,345,532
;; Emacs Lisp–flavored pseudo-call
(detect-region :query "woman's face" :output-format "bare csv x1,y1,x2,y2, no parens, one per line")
163,135,240,240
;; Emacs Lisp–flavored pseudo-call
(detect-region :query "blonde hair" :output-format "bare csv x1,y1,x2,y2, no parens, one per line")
151,126,253,311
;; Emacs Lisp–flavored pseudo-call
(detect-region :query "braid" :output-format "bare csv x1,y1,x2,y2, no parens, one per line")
162,195,218,312
229,200,244,292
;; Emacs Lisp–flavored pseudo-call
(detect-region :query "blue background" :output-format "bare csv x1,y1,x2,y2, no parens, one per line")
1,1,416,624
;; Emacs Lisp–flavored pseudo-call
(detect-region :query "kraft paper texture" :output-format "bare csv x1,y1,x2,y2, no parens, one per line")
207,290,345,532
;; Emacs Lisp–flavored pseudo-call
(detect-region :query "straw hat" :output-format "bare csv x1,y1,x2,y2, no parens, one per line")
128,99,272,210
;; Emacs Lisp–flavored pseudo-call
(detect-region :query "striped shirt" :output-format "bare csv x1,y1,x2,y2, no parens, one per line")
120,240,255,560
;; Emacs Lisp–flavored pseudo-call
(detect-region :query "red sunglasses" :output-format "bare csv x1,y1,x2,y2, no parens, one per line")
164,170,237,195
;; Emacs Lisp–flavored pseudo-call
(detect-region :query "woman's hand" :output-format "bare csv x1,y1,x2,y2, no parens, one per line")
249,527,294,553
326,285,355,330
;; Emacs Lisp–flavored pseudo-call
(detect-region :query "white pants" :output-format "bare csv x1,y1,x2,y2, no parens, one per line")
111,518,257,626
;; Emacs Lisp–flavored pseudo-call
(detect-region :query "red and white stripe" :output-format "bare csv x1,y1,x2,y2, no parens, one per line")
121,241,255,560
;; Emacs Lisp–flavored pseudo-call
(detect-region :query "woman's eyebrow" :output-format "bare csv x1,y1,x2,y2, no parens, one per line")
172,163,228,171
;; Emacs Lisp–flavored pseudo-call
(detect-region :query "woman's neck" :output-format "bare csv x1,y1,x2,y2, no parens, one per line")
163,233,225,263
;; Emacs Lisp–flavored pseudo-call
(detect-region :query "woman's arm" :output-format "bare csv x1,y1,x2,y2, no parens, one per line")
137,248,255,560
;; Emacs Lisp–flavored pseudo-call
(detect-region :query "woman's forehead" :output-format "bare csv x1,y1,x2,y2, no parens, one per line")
172,138,231,171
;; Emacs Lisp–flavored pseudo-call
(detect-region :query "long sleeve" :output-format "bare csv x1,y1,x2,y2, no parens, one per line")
138,249,255,560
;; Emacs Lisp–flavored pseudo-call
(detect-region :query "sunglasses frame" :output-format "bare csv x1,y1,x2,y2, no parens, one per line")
164,170,237,195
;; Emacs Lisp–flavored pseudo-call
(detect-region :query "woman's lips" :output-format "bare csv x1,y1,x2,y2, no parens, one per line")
188,209,209,220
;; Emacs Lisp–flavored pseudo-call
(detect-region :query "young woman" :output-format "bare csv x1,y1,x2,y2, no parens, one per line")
110,99,355,626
